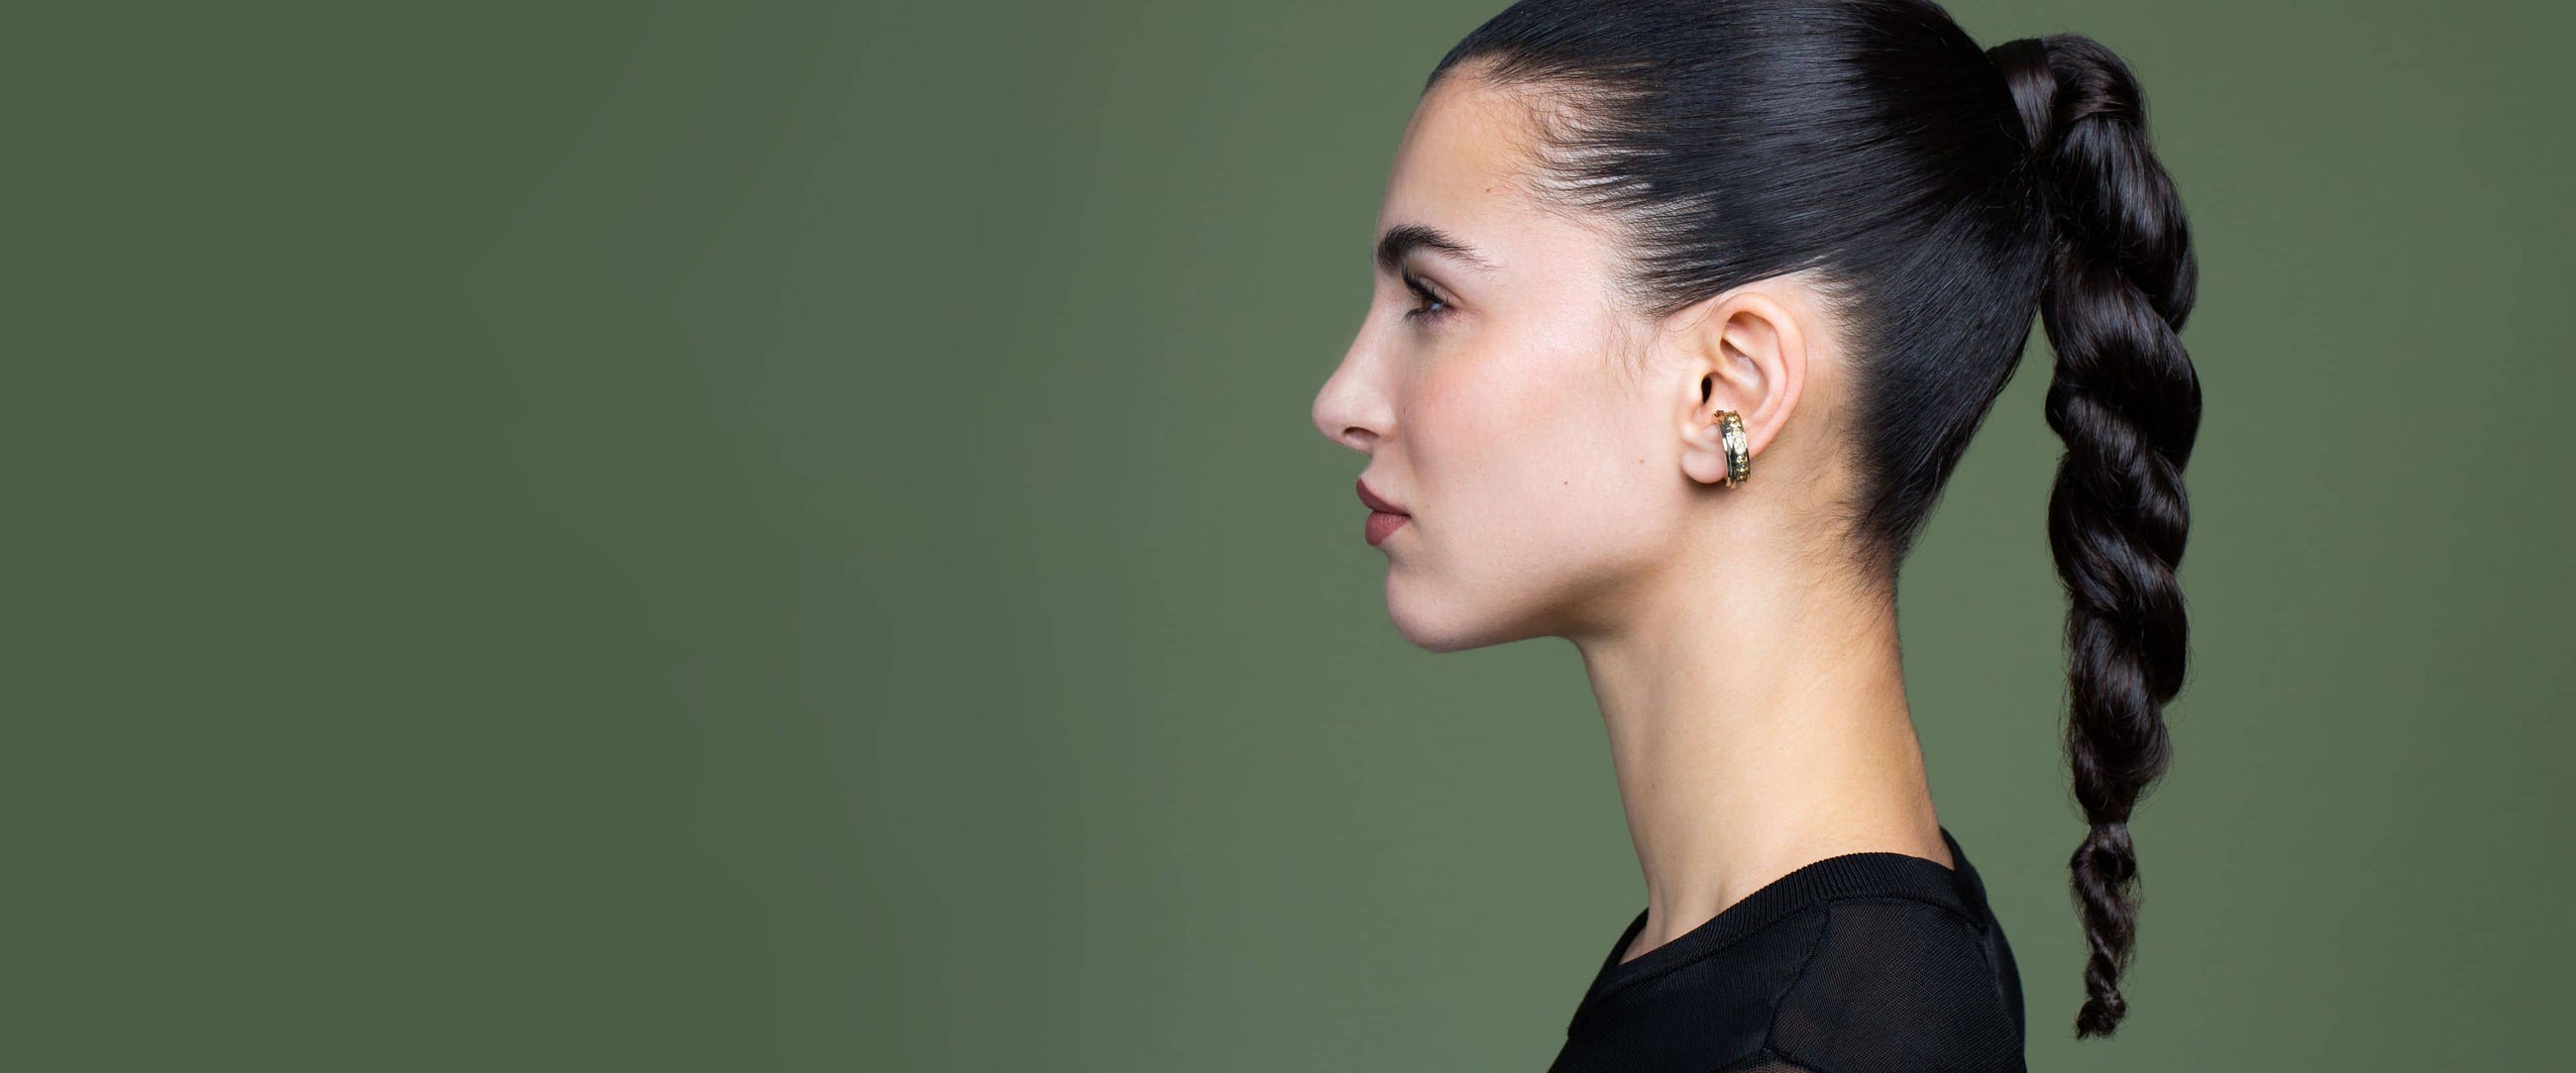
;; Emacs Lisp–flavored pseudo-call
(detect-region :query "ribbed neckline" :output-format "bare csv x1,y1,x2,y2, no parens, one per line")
1564,825,1994,1033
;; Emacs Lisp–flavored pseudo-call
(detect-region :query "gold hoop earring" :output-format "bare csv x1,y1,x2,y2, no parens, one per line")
1715,410,1751,486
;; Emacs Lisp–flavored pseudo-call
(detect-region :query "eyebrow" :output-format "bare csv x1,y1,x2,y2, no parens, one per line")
1374,223,1498,277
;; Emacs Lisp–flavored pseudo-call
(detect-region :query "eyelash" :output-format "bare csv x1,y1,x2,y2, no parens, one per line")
1399,272,1451,323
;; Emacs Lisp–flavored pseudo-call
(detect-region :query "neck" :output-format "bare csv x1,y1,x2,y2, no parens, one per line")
1568,547,1950,964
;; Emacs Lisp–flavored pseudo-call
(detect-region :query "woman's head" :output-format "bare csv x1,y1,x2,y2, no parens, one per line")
1311,69,1862,651
1312,0,2200,1040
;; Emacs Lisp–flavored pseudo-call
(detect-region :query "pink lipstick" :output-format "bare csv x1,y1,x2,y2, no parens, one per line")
1357,478,1411,547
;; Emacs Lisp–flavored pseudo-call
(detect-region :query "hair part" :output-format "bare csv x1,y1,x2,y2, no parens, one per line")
1429,0,2200,1038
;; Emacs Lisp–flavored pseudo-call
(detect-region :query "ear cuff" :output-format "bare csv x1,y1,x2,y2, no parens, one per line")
1713,409,1750,486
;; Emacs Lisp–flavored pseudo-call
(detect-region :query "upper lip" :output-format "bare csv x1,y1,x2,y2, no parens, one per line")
1356,478,1409,515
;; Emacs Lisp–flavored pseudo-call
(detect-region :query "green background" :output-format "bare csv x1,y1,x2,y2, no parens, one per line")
12,0,2569,1068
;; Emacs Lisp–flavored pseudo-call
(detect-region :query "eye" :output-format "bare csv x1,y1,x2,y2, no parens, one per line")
1399,271,1452,322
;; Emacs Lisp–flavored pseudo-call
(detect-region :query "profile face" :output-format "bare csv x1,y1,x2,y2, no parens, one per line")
1311,71,1697,652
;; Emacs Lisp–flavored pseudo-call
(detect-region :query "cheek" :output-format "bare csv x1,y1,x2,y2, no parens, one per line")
1411,353,1561,489
1409,348,1659,562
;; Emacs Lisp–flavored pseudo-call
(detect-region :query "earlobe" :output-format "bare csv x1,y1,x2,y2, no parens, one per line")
1677,399,1753,487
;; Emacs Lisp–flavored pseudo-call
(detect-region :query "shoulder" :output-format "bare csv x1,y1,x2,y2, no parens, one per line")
1763,899,2025,1073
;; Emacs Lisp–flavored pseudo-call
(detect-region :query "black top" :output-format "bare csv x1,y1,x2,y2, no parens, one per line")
1548,826,2026,1073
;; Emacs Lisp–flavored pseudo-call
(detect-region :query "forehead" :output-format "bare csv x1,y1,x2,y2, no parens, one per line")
1377,75,1564,247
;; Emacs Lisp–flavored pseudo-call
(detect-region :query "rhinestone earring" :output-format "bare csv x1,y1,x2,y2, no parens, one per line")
1714,409,1750,486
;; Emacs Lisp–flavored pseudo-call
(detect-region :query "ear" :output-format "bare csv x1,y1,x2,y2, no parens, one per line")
1668,284,1808,487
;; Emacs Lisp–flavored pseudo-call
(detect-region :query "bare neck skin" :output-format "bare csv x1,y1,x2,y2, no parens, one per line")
1568,538,1952,965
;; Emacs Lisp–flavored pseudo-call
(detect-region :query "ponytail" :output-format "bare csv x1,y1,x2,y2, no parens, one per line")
1990,34,2201,1039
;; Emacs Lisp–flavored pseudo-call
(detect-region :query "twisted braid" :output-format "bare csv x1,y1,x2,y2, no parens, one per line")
1990,33,2201,1039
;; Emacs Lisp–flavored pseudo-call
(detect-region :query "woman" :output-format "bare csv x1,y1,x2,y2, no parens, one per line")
1310,1,2200,1069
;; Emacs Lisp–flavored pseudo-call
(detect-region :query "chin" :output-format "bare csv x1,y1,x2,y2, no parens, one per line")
1384,570,1538,653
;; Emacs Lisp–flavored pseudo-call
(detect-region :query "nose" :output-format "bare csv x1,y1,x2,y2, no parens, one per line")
1313,335,1388,454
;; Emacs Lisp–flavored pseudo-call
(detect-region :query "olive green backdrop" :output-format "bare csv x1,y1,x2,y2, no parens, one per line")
13,0,2569,1068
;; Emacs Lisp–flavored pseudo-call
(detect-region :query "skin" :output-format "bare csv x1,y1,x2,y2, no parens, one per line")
1311,66,1954,966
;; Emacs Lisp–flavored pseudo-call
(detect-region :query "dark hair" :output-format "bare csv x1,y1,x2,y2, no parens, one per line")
1429,0,2200,1039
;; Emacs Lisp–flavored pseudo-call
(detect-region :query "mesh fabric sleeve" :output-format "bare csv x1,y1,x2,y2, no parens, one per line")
1761,900,2027,1073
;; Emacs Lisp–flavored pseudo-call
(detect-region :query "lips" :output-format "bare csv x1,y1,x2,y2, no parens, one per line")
1357,478,1411,547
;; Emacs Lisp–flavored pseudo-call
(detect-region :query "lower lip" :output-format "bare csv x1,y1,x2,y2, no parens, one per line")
1365,511,1411,546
